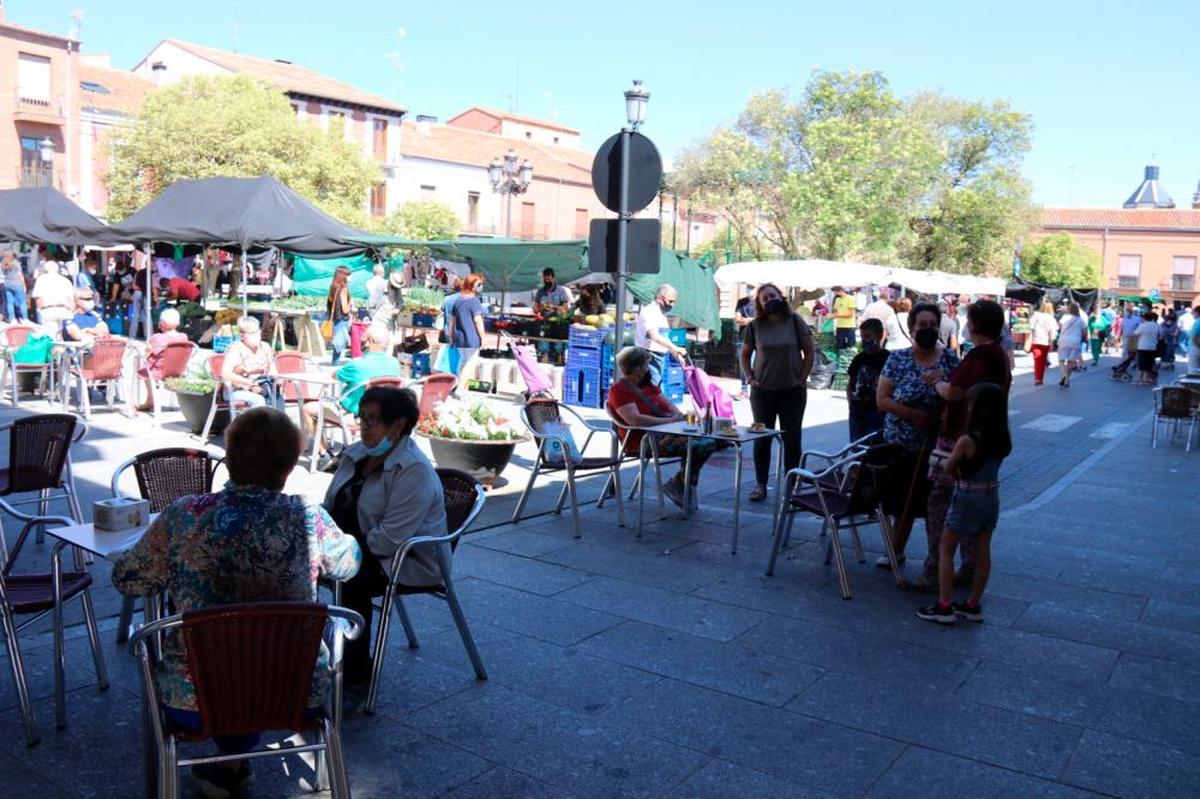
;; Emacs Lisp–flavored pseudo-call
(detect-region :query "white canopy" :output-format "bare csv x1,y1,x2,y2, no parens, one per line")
714,259,1007,297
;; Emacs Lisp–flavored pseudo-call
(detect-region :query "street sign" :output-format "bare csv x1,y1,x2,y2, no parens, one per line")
588,218,661,274
591,132,663,213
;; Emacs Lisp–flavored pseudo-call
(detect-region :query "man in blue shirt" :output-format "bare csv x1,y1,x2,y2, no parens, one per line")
63,288,109,341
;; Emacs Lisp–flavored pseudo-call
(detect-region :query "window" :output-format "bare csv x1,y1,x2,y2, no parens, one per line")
1172,256,1196,292
574,208,588,239
1117,254,1141,290
524,131,532,139
372,119,388,161
19,137,52,187
370,182,387,217
553,136,560,144
467,192,480,229
520,201,535,238
290,103,300,116
17,53,52,102
326,109,345,133
420,185,436,198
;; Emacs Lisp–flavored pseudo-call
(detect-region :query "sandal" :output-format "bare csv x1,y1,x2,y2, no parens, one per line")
748,485,767,502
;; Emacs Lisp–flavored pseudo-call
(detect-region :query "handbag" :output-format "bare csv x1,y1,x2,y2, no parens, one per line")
400,334,428,353
320,319,334,341
433,344,460,374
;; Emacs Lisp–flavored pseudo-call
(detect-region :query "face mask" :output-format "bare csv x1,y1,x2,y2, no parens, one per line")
363,435,394,457
661,300,674,312
764,298,786,316
80,301,95,312
914,327,939,349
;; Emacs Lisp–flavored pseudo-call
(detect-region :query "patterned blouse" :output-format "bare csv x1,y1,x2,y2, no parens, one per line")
111,484,362,711
880,347,960,451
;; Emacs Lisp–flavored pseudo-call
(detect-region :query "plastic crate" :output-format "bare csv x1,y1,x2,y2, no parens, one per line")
661,361,685,386
562,365,604,408
212,335,236,353
568,325,608,349
566,345,614,373
663,383,685,404
666,328,688,346
411,312,437,328
411,352,431,379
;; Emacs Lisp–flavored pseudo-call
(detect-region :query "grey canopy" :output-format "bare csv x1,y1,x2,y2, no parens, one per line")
101,175,370,257
0,186,109,245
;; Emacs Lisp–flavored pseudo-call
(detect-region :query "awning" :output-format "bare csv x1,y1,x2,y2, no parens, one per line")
714,259,1008,297
0,186,109,246
292,254,376,301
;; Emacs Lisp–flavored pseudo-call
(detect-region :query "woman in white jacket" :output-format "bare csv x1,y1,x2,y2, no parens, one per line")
323,386,447,686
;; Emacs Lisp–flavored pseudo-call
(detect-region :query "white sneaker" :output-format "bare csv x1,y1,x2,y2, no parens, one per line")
875,555,905,569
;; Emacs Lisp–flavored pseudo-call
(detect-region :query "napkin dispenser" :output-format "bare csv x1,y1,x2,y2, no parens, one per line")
93,498,150,532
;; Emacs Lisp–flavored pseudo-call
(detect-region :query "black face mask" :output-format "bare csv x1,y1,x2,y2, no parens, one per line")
914,327,939,350
764,298,786,316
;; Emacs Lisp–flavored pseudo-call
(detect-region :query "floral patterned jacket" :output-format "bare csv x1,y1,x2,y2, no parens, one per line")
111,484,362,711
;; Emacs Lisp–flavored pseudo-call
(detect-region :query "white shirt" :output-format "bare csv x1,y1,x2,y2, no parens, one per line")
1028,312,1057,346
862,299,894,325
1058,314,1085,345
1136,321,1160,351
30,271,75,309
884,311,909,351
636,301,670,352
365,275,387,310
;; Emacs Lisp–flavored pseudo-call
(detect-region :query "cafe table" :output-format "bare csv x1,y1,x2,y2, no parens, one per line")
630,420,784,554
276,370,343,472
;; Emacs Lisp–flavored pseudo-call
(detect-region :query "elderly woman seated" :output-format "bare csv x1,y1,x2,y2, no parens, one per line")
221,315,282,414
112,408,361,796
323,386,447,686
606,346,722,510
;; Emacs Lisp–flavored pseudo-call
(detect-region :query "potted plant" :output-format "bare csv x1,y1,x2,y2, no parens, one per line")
417,397,527,486
165,374,228,435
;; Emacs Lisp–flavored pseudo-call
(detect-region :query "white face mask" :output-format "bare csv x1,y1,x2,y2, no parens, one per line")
80,301,95,312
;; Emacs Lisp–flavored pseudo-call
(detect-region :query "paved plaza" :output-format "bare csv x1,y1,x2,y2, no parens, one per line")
1,354,1197,798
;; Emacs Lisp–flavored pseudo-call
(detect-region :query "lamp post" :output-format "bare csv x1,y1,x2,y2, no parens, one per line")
612,79,650,353
38,136,54,188
487,149,533,238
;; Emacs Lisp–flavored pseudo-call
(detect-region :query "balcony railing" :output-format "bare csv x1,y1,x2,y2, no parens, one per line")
19,167,55,189
13,94,66,124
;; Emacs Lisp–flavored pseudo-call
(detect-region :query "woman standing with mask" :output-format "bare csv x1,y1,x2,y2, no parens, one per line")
323,386,448,687
327,266,353,365
739,283,815,502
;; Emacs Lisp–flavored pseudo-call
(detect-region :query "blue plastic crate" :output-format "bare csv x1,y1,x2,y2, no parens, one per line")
663,383,685,404
566,345,614,373
212,335,236,353
562,365,604,408
666,328,688,346
568,326,608,349
661,362,685,385
411,352,431,378
411,313,437,328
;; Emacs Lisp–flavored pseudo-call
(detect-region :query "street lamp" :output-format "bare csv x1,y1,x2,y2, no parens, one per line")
624,79,649,129
38,137,54,187
488,148,533,238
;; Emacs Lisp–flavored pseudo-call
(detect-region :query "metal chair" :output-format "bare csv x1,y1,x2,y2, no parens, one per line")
1,324,54,406
417,373,457,421
511,397,625,538
362,468,487,715
767,442,906,599
310,376,409,471
0,414,86,555
61,337,128,419
130,602,362,798
110,448,224,644
604,414,683,518
1,512,109,746
136,340,196,423
1152,386,1199,451
198,353,258,440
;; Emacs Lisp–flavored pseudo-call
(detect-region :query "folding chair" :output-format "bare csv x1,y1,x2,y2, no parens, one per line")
362,468,488,714
604,415,683,518
130,602,362,798
110,448,225,644
0,414,86,553
417,373,457,422
511,397,625,537
198,354,256,440
1152,386,1199,451
61,337,128,419
1,510,108,746
135,341,197,423
1,324,54,406
767,442,906,599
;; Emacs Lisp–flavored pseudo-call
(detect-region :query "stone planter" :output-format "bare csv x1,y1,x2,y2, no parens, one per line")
418,433,525,486
176,390,228,436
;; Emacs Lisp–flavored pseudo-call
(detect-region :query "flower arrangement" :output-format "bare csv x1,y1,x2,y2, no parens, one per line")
418,397,525,442
165,375,218,395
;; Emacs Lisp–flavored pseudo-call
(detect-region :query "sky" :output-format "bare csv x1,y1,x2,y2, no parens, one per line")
11,0,1200,208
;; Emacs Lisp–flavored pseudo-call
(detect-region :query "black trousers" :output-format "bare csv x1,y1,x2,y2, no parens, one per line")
750,385,807,486
340,533,389,684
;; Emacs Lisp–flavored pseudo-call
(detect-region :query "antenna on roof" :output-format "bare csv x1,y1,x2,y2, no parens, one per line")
386,27,407,102
232,2,241,53
68,8,83,41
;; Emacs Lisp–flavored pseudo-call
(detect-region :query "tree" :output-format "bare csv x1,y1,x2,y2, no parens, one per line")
1020,232,1102,287
103,74,379,225
374,200,460,240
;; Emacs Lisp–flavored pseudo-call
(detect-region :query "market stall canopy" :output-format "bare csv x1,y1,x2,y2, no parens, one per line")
102,175,370,257
714,259,1007,297
292,253,376,300
0,186,109,245
1005,278,1100,311
628,249,721,337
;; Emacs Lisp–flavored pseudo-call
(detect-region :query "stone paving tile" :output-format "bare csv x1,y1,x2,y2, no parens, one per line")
352,648,478,718
1054,547,1170,584
406,621,663,715
442,766,569,798
538,540,731,594
1140,596,1200,634
662,758,824,798
1014,602,1200,664
0,750,71,798
957,661,1200,756
0,631,132,714
454,544,596,597
337,713,494,797
595,678,902,796
404,683,709,798
450,577,624,647
1106,652,1200,703
1162,560,1200,585
786,672,1082,779
576,620,823,707
983,572,1147,621
1061,730,1200,798
557,576,768,642
1053,564,1200,607
866,746,1102,798
466,526,580,558
736,614,980,690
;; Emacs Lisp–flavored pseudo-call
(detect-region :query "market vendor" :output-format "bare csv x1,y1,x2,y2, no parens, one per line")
533,268,572,314
159,275,200,303
575,283,605,316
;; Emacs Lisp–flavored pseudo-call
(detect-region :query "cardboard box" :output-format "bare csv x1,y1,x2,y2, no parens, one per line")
93,498,150,532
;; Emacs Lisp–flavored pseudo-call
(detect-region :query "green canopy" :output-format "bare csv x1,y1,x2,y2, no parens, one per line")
291,253,376,300
628,249,721,339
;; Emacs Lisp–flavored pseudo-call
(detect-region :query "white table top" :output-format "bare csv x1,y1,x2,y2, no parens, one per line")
46,518,156,561
277,370,340,386
633,419,782,443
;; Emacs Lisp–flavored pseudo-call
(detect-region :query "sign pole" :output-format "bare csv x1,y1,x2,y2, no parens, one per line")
614,127,631,351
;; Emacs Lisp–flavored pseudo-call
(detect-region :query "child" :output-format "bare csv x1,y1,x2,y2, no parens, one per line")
917,382,1011,624
845,318,889,441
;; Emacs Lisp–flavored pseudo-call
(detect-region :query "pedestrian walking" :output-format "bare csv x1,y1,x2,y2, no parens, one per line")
739,283,815,502
1136,310,1160,385
1025,301,1056,386
635,284,687,386
1056,302,1085,388
917,382,1011,624
1088,307,1110,367
832,286,857,350
1159,310,1179,371
1188,306,1200,373
326,266,353,365
734,285,756,399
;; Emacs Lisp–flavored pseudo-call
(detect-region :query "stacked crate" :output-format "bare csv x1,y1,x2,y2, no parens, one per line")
562,326,614,408
661,329,688,404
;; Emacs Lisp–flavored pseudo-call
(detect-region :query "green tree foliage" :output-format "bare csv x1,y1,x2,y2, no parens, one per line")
103,75,379,225
1020,232,1102,287
374,200,461,240
670,71,1036,275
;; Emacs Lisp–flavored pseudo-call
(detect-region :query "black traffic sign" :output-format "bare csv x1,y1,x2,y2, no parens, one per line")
591,132,663,213
588,218,661,274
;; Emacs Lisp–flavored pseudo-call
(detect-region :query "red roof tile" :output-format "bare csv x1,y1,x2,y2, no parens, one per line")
400,121,592,184
79,64,155,115
1041,208,1200,233
447,106,579,135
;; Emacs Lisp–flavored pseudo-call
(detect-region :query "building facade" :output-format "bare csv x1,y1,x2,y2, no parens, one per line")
131,38,407,218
